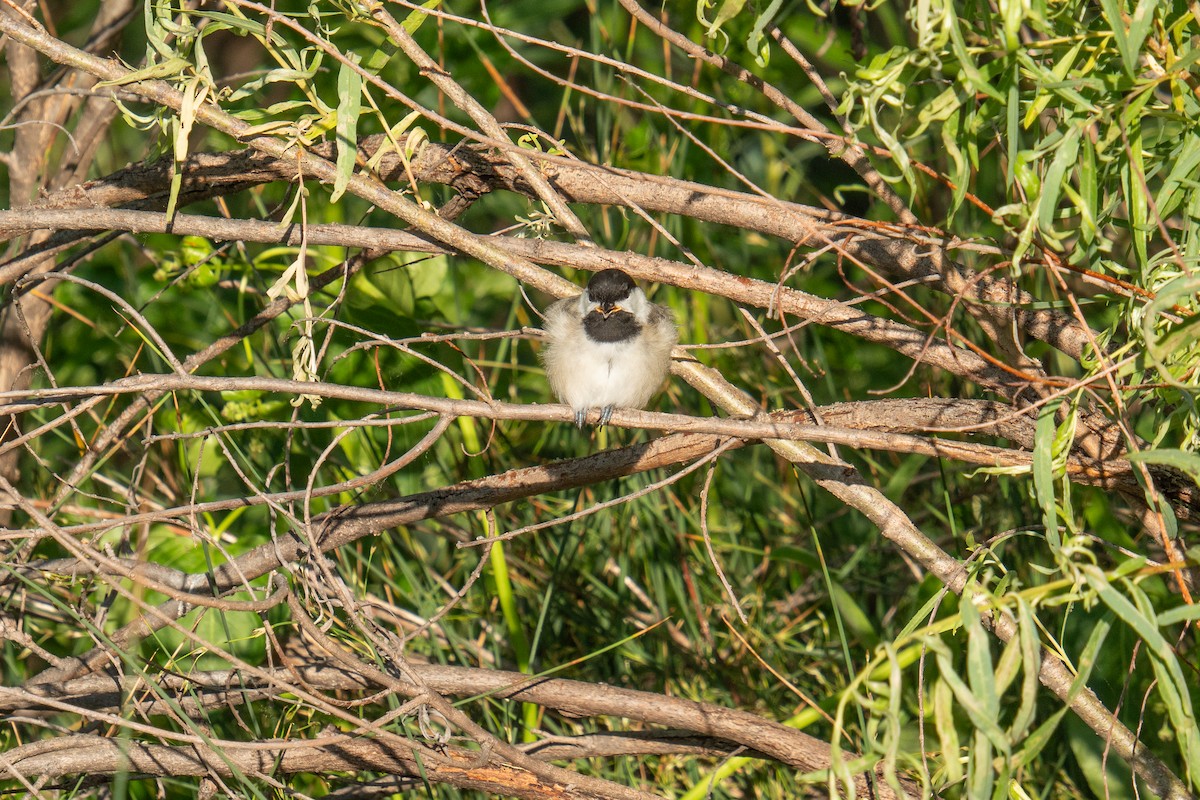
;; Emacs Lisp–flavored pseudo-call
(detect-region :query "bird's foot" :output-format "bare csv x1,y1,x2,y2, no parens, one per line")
572,406,615,428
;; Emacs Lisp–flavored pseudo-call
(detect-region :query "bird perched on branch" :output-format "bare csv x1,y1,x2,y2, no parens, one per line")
541,268,677,427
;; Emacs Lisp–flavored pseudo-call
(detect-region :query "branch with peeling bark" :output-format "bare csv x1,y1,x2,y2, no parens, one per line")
2,132,1098,368
0,376,1184,508
0,660,919,798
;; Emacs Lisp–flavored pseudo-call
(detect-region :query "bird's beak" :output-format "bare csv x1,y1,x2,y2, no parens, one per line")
599,303,623,317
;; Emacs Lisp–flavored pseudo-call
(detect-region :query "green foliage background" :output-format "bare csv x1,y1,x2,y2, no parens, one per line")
1,0,1198,798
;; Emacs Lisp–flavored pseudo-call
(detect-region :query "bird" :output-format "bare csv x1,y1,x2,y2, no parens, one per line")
541,268,678,427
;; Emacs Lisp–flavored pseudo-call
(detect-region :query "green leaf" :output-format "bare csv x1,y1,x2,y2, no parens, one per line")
936,604,1010,758
191,9,290,47
1120,90,1154,268
1085,566,1200,772
829,580,879,648
746,0,783,67
1033,401,1060,549
1139,273,1200,386
167,76,209,223
330,54,363,203
998,0,1024,52
933,677,964,785
1127,448,1200,488
961,599,1000,724
947,16,1004,103
1099,0,1161,77
705,0,747,37
1066,715,1137,800
403,0,443,35
1157,132,1200,220
1009,599,1040,741
1014,613,1112,769
1037,126,1080,235
1158,602,1200,627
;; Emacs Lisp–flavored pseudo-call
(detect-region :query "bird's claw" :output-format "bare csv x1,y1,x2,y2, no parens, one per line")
572,406,615,428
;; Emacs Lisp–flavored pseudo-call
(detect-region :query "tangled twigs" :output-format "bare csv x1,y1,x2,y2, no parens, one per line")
0,4,1194,799
0,660,921,798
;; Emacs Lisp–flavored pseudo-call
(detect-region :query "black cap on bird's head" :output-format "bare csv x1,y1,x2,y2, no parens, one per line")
585,269,636,314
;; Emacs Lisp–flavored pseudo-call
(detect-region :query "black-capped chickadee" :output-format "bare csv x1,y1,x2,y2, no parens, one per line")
542,269,678,427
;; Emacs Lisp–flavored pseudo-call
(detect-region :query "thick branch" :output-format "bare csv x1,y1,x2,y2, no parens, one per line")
0,207,1019,395
4,662,918,797
3,133,1095,364
0,375,1163,504
0,734,629,800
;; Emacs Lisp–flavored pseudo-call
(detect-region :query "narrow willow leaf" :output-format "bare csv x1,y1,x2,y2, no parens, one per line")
1084,569,1172,661
1009,598,1040,740
167,77,208,223
961,599,999,721
1050,401,1078,465
999,0,1023,51
934,677,964,785
1014,613,1112,769
1023,42,1085,126
1098,0,1131,71
1158,602,1200,627
1033,401,1060,549
238,118,300,137
1127,448,1200,488
1187,190,1200,264
1124,0,1161,75
1120,93,1153,267
880,643,905,795
994,629,1022,699
1139,274,1200,386
829,580,879,648
403,0,444,35
897,585,951,641
1085,566,1200,775
942,109,969,216
191,10,290,46
969,725,995,799
144,0,176,59
1155,132,1200,219
1126,577,1200,773
1066,715,1137,800
227,69,318,103
747,0,783,67
936,626,1010,754
946,17,1003,102
1005,77,1020,189
1037,126,1080,234
365,110,423,172
330,54,363,204
1066,136,1099,245
710,0,747,30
